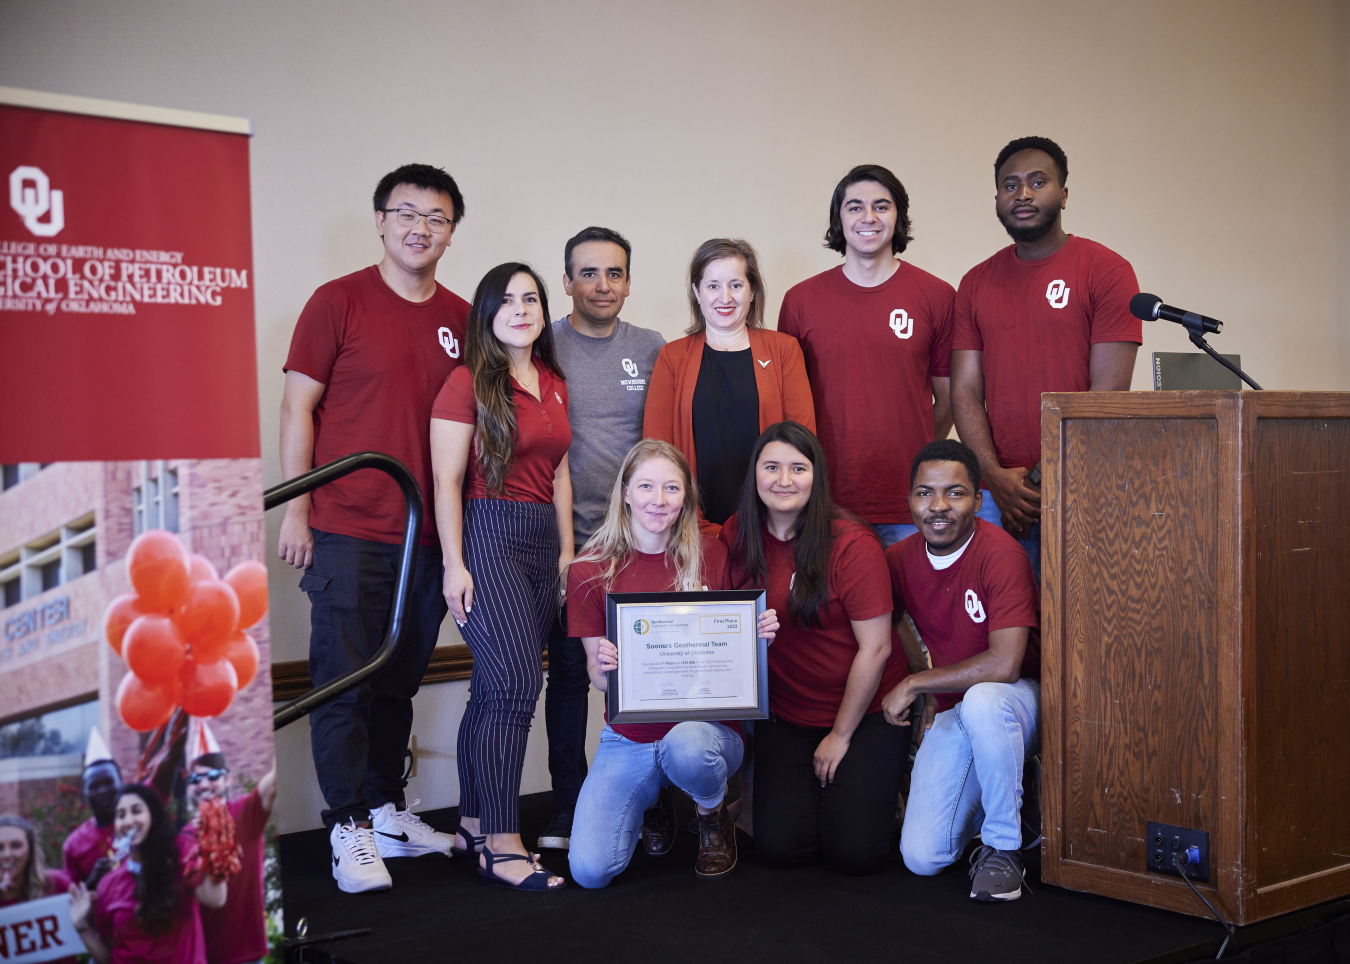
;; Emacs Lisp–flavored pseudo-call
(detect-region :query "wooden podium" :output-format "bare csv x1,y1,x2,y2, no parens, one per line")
1039,391,1350,925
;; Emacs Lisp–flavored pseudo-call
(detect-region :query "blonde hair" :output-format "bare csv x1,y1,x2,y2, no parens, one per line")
685,238,766,335
0,814,49,902
569,440,704,592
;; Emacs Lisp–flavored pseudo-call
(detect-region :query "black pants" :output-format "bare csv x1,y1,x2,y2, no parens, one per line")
754,711,910,875
457,499,559,833
303,529,447,829
543,608,589,810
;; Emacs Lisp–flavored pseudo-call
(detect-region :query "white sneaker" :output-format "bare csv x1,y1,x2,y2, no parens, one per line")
330,819,393,893
370,800,456,858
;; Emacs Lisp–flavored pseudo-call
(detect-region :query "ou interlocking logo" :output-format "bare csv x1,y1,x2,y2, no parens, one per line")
889,308,913,339
1045,279,1070,309
622,357,638,377
9,166,65,237
437,327,460,358
964,589,987,623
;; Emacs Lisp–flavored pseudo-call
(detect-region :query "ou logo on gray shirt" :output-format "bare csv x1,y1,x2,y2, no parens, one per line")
622,358,638,377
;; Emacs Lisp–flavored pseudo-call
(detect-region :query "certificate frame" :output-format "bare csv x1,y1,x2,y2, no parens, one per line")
605,589,768,724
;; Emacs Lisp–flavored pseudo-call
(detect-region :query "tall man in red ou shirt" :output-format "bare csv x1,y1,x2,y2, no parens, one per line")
778,163,955,549
280,164,466,893
881,440,1041,902
951,137,1141,579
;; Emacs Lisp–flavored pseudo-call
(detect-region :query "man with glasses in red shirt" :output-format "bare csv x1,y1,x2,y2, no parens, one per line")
280,164,467,892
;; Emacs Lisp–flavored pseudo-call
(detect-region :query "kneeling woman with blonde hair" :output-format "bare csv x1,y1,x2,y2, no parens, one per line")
567,439,777,887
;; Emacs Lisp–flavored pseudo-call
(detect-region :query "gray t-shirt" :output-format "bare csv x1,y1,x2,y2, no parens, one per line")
551,317,666,546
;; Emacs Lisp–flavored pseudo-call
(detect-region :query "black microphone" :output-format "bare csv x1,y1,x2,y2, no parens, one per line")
1129,293,1223,335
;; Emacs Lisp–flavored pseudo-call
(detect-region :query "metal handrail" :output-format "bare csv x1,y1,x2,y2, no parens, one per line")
267,452,422,730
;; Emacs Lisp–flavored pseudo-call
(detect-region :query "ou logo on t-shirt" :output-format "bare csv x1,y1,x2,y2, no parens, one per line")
438,327,461,359
889,309,913,339
622,358,638,377
964,589,987,623
1046,280,1071,309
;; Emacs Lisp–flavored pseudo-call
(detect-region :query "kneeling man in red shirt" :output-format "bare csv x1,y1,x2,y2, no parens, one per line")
881,439,1041,901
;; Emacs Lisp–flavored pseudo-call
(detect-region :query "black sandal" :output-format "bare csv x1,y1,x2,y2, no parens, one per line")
477,846,566,891
452,825,485,857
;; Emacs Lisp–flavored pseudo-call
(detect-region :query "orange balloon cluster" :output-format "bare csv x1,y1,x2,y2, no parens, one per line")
105,531,269,732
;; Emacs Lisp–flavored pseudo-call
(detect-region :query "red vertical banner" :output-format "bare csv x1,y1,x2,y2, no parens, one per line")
0,99,258,460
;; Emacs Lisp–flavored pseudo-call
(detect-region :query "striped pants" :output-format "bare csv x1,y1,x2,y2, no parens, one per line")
457,499,560,833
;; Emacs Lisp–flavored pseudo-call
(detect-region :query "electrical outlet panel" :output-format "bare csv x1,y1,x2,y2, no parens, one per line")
1147,821,1210,881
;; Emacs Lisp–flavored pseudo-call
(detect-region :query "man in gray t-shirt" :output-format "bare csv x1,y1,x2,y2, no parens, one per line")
537,227,665,852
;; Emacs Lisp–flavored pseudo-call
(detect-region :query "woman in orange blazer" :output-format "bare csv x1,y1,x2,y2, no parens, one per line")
644,238,815,536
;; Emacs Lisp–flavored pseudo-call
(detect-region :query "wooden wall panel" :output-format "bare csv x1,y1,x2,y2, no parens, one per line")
1061,417,1219,873
1250,417,1350,890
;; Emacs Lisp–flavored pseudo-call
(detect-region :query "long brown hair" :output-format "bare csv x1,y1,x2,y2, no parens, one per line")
117,785,182,936
685,238,766,335
567,440,705,592
0,814,49,901
730,421,871,628
466,262,562,494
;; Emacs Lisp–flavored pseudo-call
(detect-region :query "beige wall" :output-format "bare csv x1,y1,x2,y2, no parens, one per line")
6,0,1347,829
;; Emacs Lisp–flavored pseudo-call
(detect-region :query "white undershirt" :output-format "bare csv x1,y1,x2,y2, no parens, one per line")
926,530,975,570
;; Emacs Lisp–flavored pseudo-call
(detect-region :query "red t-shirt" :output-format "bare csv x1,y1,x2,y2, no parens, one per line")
284,265,469,545
952,236,1141,470
779,263,955,524
62,817,115,884
567,537,739,743
720,514,908,728
887,519,1041,713
184,791,267,964
0,869,77,964
94,833,206,964
431,364,571,503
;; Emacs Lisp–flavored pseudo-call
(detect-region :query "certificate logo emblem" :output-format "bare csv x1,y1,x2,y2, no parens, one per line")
633,618,650,635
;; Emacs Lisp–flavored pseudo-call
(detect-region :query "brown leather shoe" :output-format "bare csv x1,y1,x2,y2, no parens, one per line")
694,803,737,879
640,785,677,856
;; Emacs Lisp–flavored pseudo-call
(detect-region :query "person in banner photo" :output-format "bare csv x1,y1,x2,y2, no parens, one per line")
62,729,122,886
70,785,228,964
281,163,468,893
182,720,277,964
431,262,573,891
565,439,779,888
720,421,911,875
1,814,80,964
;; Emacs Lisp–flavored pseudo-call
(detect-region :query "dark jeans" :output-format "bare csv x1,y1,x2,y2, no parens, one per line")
303,529,447,828
754,711,910,875
544,607,589,810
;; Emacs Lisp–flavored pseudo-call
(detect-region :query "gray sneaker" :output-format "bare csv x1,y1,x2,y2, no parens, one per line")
968,844,1030,901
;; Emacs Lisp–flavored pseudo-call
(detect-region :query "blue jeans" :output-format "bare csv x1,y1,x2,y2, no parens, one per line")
872,523,918,548
570,723,743,889
900,679,1040,872
977,491,1040,582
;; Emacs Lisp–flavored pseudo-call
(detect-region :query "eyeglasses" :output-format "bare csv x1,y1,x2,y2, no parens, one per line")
380,208,453,233
188,768,228,784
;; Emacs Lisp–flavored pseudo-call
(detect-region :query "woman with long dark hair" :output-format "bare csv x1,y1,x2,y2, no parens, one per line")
68,784,227,963
565,439,778,887
721,421,911,874
431,262,572,890
643,238,815,534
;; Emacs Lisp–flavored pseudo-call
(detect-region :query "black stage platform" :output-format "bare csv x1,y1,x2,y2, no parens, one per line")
280,792,1350,964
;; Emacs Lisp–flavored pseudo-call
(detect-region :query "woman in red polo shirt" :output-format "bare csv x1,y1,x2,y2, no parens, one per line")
720,421,911,875
431,262,572,891
68,785,227,964
643,238,815,535
565,439,779,887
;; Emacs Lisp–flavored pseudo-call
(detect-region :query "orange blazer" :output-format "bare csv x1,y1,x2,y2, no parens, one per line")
643,327,816,534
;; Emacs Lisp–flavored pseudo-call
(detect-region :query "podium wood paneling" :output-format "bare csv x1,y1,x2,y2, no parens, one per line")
1039,391,1350,925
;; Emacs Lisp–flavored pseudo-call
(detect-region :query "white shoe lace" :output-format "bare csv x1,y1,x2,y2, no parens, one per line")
390,800,436,834
340,819,382,866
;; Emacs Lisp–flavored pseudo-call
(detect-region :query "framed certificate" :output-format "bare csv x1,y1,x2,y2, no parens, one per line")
605,590,768,724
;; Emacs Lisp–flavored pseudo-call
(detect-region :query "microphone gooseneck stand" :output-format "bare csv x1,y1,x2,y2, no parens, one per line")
1186,331,1263,391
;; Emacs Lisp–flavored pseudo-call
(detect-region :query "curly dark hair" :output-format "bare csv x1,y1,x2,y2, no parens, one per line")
117,785,183,937
910,438,982,491
994,136,1068,186
823,164,913,256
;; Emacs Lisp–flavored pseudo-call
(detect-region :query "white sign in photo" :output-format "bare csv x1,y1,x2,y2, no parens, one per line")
0,893,87,963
